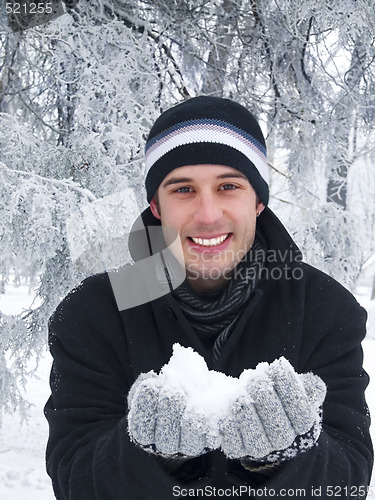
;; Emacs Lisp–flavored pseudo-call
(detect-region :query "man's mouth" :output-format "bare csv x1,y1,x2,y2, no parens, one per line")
188,233,231,247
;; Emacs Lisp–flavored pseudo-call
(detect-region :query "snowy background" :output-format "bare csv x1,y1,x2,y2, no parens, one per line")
0,270,374,499
1,1,375,498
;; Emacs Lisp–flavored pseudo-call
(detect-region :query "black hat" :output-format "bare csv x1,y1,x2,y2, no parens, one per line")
145,96,269,204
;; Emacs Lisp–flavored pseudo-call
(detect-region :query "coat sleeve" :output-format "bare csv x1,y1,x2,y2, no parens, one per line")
44,274,205,500
227,270,374,498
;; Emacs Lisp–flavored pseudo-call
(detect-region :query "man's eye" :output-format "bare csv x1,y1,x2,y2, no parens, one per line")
220,184,237,191
176,186,192,193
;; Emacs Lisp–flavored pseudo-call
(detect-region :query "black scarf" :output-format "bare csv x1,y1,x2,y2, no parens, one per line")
172,233,266,362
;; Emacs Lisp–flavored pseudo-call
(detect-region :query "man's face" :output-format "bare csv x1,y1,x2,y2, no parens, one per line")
150,165,263,291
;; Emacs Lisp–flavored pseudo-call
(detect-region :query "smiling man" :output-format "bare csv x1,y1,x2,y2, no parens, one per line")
150,164,263,291
45,96,373,499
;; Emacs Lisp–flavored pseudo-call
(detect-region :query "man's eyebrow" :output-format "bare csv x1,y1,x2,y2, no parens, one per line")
162,172,248,188
162,177,193,188
217,172,248,180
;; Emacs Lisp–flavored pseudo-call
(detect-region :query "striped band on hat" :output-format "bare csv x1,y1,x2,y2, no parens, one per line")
145,119,269,185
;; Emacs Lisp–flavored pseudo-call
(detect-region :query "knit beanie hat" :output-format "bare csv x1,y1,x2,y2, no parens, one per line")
145,96,269,205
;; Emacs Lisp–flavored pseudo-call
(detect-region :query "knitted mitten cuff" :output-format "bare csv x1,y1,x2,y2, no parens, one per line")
241,411,322,468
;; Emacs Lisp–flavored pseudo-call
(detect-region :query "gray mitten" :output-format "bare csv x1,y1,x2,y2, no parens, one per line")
127,371,213,457
220,358,326,461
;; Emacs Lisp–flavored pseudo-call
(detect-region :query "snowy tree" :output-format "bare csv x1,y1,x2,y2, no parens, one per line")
0,0,375,413
0,3,161,412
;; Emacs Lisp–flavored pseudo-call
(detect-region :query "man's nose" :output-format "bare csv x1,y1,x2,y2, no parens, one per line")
193,194,223,226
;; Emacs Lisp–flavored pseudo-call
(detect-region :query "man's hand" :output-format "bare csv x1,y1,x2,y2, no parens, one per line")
127,352,326,463
127,371,213,457
219,358,327,461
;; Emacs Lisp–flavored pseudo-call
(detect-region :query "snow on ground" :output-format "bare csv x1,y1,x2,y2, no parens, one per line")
0,278,374,499
0,352,53,500
0,281,54,500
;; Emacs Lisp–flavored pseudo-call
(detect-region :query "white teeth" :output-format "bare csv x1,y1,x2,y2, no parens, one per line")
191,234,229,247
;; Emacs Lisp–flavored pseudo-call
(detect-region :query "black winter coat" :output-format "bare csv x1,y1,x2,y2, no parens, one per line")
44,207,373,499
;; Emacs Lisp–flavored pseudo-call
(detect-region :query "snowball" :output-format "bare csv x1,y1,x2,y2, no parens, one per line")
159,343,270,427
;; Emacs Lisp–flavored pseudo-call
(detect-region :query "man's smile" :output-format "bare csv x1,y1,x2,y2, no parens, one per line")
188,233,231,247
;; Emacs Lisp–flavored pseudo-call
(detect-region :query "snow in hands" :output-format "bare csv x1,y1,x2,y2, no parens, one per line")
127,344,326,460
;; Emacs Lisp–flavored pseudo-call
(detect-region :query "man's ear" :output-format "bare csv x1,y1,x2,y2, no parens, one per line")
150,196,161,220
256,202,265,217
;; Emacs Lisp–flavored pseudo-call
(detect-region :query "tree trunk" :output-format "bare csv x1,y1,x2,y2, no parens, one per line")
326,39,367,209
201,0,236,95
